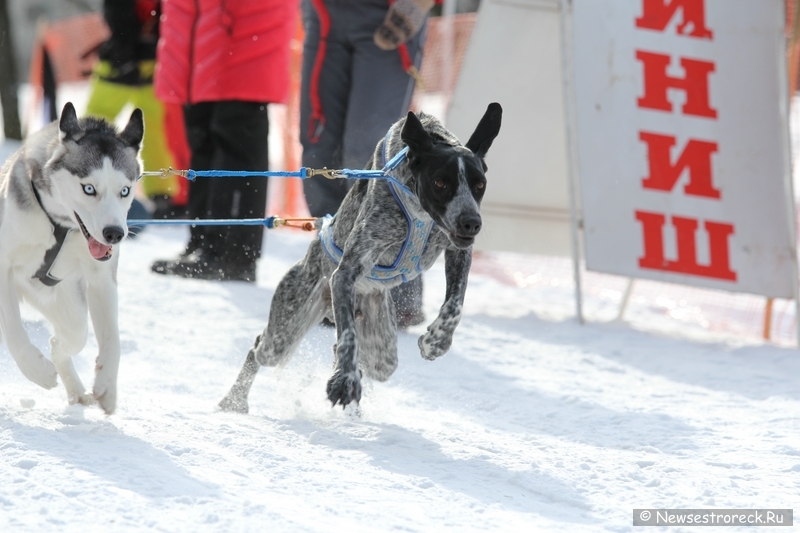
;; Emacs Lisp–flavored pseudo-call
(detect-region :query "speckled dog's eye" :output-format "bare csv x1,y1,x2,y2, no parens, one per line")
435,179,446,189
476,182,485,190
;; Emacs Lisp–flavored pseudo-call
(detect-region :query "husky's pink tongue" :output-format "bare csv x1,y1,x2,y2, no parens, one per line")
88,237,112,259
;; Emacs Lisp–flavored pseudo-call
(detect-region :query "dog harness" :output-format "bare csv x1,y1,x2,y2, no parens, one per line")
30,182,72,287
319,133,435,284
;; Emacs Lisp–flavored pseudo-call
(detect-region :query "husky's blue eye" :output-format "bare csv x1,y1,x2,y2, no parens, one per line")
82,184,96,196
121,186,131,197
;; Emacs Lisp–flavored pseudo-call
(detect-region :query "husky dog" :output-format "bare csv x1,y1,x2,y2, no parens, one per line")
0,102,143,414
220,103,502,412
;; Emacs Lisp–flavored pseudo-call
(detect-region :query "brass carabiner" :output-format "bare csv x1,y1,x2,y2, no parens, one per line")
307,167,343,180
139,167,188,180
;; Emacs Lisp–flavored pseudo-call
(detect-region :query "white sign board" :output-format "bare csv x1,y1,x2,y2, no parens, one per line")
571,0,797,298
448,0,573,256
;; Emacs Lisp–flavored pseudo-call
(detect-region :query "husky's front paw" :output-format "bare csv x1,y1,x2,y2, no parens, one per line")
326,370,362,408
69,391,96,407
92,381,117,415
418,329,453,361
14,346,58,389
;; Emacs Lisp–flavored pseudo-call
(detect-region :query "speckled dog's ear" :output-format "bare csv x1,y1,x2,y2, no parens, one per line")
401,111,434,155
464,103,502,160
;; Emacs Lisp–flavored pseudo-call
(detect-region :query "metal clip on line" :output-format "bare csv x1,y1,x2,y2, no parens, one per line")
305,167,343,180
270,217,320,231
139,167,189,180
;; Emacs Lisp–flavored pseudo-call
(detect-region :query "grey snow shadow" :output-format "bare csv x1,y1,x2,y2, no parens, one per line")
219,282,275,322
473,312,800,402
390,327,698,454
0,410,219,499
287,418,595,525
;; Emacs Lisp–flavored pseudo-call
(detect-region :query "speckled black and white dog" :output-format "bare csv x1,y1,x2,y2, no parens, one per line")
219,103,502,411
0,102,142,414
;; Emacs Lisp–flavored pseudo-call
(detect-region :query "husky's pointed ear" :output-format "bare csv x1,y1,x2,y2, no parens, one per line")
120,108,144,149
401,111,434,154
59,102,81,141
465,103,502,159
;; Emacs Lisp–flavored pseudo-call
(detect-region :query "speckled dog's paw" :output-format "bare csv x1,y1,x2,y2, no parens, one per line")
326,370,362,408
218,394,249,414
418,329,453,361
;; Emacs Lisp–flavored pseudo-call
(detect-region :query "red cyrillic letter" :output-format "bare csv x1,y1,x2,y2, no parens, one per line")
639,131,720,199
635,210,736,281
636,211,668,270
636,0,713,39
636,51,717,119
704,220,737,280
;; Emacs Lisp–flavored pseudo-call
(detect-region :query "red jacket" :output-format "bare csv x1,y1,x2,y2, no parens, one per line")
155,0,297,104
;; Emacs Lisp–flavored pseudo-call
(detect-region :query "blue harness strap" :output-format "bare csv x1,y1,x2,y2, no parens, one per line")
319,132,435,284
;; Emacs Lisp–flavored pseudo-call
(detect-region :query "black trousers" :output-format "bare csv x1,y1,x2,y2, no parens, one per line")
299,0,425,217
298,0,426,315
183,101,270,266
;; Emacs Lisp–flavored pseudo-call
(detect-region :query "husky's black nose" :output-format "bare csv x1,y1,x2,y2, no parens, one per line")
103,226,125,244
457,213,482,237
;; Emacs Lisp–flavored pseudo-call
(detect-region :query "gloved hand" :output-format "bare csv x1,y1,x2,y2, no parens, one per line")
374,0,434,51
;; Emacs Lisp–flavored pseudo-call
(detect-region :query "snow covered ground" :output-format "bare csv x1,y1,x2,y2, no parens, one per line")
1,225,799,532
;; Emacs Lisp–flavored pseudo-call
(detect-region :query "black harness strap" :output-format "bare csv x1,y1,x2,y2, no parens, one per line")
30,182,71,287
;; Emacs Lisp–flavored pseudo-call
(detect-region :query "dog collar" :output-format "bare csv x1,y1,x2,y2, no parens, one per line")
30,182,72,286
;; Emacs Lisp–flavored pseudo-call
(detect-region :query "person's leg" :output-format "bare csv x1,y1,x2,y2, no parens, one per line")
152,102,213,275
299,0,355,217
130,83,179,200
340,1,425,169
344,2,427,325
182,102,215,254
85,77,132,122
203,100,270,274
